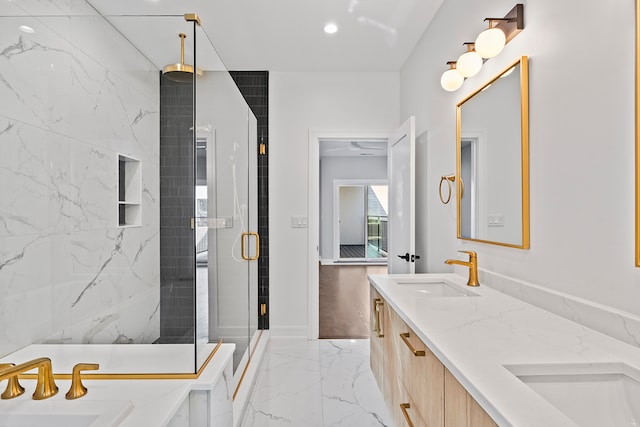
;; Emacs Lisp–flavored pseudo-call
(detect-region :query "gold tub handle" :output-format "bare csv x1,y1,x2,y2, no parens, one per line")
66,363,99,400
400,332,425,356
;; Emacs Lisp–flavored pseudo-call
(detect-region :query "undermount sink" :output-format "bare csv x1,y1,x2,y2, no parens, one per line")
0,399,133,427
504,362,640,427
391,277,479,297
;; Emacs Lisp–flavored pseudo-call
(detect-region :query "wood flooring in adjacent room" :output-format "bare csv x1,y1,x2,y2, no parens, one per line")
319,264,387,339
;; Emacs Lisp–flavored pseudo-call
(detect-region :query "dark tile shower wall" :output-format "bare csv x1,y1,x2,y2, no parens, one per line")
158,71,270,341
159,73,195,343
230,71,270,330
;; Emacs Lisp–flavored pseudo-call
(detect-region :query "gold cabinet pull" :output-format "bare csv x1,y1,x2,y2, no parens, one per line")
372,298,380,333
374,299,384,338
400,403,415,427
241,232,260,261
400,332,425,356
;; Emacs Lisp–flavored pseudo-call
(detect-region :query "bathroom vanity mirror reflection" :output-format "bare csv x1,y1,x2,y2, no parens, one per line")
456,56,529,248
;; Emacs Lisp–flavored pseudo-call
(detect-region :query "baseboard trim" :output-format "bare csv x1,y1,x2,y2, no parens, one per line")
268,326,308,337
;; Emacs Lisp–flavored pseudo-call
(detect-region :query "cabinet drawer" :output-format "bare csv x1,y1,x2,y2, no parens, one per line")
444,369,497,427
398,380,429,427
391,308,444,426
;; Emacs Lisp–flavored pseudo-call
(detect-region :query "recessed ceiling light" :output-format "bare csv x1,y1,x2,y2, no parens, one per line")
324,23,338,34
19,25,35,34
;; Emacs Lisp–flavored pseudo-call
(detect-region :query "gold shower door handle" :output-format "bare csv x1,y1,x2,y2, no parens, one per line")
241,232,260,261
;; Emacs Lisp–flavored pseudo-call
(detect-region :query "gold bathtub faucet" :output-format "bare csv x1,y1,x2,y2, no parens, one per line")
0,357,58,400
444,250,480,287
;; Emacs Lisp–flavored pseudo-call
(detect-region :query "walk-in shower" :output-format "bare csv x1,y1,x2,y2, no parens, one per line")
0,1,261,395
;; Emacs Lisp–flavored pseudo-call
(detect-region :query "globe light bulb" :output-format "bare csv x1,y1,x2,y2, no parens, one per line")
440,67,464,92
456,50,482,78
475,27,506,59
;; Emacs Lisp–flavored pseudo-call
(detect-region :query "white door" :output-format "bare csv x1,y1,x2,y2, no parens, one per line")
387,117,416,274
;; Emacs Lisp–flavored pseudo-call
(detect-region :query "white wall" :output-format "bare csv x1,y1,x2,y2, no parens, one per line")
320,156,388,259
0,2,160,356
401,0,640,316
269,72,399,335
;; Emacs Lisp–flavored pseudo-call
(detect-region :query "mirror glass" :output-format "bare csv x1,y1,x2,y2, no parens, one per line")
636,0,640,267
456,56,529,248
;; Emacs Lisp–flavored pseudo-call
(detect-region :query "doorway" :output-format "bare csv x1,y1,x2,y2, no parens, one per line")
335,183,388,262
308,131,391,339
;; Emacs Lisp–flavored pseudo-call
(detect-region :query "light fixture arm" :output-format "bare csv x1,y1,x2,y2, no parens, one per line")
482,4,524,43
179,33,186,66
462,42,476,52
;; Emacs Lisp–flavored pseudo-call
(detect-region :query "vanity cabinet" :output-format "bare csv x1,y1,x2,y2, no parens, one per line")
444,370,497,427
370,286,497,427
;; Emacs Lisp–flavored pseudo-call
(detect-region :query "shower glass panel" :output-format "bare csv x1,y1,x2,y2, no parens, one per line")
194,24,259,378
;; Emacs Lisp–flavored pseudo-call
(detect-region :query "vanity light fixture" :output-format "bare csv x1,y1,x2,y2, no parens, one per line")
440,61,464,92
456,42,483,78
441,4,524,91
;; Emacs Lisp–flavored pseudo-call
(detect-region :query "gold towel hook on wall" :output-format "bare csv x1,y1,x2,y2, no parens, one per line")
439,174,464,204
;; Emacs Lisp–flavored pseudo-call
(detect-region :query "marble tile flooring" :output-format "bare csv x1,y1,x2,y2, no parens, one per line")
240,338,392,427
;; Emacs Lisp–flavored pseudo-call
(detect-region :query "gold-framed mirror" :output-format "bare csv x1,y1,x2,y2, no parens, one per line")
456,56,529,249
636,0,640,266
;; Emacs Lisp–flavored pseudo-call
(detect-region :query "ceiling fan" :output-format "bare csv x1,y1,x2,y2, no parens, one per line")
326,141,386,152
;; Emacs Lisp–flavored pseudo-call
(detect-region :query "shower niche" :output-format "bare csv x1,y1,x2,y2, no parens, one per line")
117,154,142,227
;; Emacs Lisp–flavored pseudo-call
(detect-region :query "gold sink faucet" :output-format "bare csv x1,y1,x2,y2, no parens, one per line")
0,357,58,400
444,250,480,287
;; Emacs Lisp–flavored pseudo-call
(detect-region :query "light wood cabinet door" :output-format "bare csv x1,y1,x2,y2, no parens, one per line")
398,381,429,427
444,369,498,427
394,312,444,427
370,286,385,390
383,299,404,426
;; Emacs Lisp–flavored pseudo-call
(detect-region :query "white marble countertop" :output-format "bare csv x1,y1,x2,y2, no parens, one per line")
368,273,640,427
0,344,234,426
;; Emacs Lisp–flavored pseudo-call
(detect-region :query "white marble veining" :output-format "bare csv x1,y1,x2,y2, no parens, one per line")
0,0,160,357
369,273,640,427
480,269,640,350
240,338,391,427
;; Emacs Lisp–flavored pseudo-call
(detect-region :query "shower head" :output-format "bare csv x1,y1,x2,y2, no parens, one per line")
162,33,202,82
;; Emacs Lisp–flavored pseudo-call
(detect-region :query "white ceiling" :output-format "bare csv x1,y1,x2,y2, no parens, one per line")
88,0,443,72
320,139,387,158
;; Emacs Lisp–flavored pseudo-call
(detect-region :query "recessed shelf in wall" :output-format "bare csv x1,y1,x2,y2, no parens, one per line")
118,154,141,227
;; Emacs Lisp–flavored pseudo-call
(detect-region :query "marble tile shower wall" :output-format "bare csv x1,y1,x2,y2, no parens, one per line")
0,2,160,357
